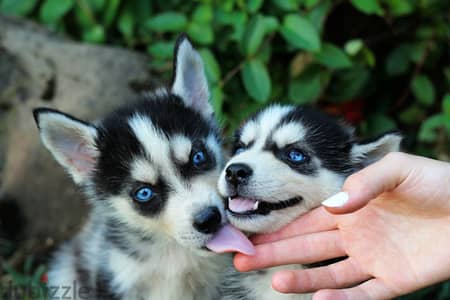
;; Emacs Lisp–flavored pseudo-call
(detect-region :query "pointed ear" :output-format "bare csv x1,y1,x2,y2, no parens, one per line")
171,34,213,118
33,108,98,184
351,132,402,167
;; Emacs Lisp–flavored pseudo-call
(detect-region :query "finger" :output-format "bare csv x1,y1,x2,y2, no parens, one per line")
322,152,410,214
313,278,393,300
251,206,337,245
234,230,344,272
271,258,370,294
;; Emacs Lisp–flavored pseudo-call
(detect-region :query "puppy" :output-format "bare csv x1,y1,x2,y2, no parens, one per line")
34,35,250,300
218,105,401,300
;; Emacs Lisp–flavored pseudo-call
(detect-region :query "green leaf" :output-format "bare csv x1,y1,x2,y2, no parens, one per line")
280,14,321,52
192,4,213,23
187,22,214,45
86,0,105,11
419,114,446,142
145,12,187,32
199,49,221,84
305,0,321,8
262,15,279,33
409,43,426,63
118,7,134,41
385,44,411,76
102,0,121,27
216,10,247,41
288,68,323,104
241,59,271,103
350,0,383,15
40,0,74,24
329,67,370,101
367,114,397,136
246,0,264,13
307,0,332,32
0,0,37,16
82,25,105,43
412,75,435,106
147,41,175,60
211,86,224,120
271,0,301,11
399,105,425,124
314,43,352,69
241,15,266,56
385,0,413,16
345,39,364,56
442,94,450,116
129,0,152,24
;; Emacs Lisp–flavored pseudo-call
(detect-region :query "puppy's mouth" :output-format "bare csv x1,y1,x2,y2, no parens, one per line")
226,196,302,216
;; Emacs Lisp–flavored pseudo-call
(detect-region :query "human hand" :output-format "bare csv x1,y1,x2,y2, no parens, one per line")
234,152,450,300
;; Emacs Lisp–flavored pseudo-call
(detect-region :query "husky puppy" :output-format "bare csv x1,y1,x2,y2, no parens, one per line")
34,36,236,300
218,105,401,300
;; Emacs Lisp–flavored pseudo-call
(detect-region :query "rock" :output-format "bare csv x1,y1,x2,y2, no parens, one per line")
0,15,158,242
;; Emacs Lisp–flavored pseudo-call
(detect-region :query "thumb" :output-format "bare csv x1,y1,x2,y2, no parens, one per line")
322,152,409,214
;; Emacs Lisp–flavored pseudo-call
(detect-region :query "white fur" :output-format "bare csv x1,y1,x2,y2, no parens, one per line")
170,134,193,163
37,112,98,184
130,158,159,184
240,105,294,147
272,123,306,148
351,134,402,166
39,35,231,300
218,106,401,300
172,38,212,118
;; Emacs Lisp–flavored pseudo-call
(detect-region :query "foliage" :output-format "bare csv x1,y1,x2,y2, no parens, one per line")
1,257,47,300
1,0,448,159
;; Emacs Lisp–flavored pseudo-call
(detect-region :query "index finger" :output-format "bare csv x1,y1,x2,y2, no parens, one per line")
251,206,337,245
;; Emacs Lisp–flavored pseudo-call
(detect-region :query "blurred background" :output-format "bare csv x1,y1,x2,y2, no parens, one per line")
0,0,448,299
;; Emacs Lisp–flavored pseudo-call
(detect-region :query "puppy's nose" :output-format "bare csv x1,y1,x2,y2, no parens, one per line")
225,163,253,186
193,206,221,234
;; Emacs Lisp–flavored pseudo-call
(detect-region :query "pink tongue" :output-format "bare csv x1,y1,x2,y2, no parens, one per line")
206,224,255,255
229,197,256,213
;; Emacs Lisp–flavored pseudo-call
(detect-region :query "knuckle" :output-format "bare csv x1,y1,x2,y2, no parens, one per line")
346,172,369,189
384,151,405,162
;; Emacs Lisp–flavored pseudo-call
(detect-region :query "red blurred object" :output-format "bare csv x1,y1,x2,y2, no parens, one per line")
323,99,364,124
40,273,48,284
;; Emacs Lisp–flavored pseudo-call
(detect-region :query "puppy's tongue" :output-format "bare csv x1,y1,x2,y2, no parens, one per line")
229,197,257,213
206,224,255,255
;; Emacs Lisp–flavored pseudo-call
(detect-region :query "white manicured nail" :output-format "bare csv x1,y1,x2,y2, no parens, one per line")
322,192,349,207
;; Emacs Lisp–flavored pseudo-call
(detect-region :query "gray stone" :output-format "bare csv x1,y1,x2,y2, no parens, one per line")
0,15,158,242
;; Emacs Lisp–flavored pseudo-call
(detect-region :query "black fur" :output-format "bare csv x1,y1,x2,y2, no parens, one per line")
104,218,153,260
93,95,220,216
278,106,355,175
178,140,217,179
33,107,94,129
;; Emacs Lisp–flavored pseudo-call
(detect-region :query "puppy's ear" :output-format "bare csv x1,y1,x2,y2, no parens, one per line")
33,108,98,184
351,132,402,167
171,34,213,119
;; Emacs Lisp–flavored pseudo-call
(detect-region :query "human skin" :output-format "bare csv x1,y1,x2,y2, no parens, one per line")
234,152,450,300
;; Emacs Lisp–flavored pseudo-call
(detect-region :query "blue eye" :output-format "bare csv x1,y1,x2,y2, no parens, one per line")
134,186,154,202
235,147,245,155
234,143,246,155
192,151,206,166
287,149,306,163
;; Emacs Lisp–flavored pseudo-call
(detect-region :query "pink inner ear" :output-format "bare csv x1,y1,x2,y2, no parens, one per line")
64,141,97,174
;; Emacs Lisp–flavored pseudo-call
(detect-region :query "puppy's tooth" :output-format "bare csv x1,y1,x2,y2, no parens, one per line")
253,201,259,210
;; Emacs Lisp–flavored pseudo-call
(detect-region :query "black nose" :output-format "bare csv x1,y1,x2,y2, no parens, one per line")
225,163,253,186
193,206,222,234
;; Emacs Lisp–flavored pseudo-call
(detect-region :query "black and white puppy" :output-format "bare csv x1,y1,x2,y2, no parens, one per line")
218,105,401,300
34,36,239,300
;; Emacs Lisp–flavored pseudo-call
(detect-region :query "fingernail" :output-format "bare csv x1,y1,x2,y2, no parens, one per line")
322,192,349,207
